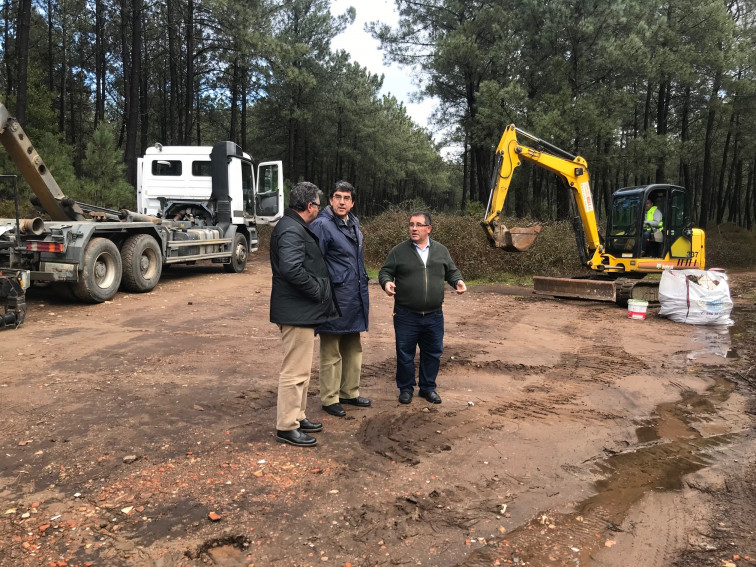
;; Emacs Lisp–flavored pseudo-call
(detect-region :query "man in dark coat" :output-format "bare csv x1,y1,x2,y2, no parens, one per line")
270,182,339,447
310,181,371,417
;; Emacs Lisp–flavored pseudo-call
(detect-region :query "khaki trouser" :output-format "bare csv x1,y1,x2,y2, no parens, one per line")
319,332,363,406
276,324,315,431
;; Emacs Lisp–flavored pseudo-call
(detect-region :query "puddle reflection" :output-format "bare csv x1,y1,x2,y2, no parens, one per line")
687,325,738,359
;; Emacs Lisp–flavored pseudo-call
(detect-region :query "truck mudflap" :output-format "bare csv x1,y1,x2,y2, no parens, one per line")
533,276,659,307
0,272,27,329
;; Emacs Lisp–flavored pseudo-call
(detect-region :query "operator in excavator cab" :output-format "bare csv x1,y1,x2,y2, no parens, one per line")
642,196,663,256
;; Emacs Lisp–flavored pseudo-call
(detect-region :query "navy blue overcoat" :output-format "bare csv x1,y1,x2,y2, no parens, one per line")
310,206,369,334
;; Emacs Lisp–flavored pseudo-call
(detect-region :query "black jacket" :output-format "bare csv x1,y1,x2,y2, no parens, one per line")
269,208,340,326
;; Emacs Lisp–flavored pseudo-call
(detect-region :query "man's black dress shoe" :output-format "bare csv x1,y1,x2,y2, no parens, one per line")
299,418,323,432
339,396,371,407
398,391,413,404
276,429,317,447
322,403,346,417
419,390,442,404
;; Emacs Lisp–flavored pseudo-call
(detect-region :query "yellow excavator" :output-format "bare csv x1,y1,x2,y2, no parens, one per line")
482,124,706,305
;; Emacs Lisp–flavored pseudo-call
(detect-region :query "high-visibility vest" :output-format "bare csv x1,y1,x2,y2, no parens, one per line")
645,206,663,229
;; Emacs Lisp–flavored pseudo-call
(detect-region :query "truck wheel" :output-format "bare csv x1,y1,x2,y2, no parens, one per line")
223,232,248,273
121,234,163,293
71,237,122,303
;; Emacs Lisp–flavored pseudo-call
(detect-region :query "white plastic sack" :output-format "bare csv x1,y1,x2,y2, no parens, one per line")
658,269,734,325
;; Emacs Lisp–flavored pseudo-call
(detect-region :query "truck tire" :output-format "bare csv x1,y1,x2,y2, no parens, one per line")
121,234,163,293
223,232,248,273
71,237,122,303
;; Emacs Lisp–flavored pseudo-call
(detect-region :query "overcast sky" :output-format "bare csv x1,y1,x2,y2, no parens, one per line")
329,0,435,132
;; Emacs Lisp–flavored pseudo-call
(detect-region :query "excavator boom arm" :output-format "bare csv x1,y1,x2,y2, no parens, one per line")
483,124,602,257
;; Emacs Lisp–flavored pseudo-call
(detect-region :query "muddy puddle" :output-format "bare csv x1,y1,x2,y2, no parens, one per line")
459,376,742,566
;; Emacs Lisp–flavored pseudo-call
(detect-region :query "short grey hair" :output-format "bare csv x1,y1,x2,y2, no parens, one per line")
410,210,432,226
289,182,322,212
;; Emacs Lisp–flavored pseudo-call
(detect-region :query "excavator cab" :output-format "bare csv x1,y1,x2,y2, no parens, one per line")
606,184,692,261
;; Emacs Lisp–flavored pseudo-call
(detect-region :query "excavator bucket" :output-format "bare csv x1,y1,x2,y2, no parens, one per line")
488,224,542,252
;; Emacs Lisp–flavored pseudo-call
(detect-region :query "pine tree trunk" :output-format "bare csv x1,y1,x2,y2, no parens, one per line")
183,0,195,144
230,59,239,143
140,41,149,155
699,71,722,229
95,0,106,126
655,79,669,182
680,86,693,214
2,0,13,99
46,0,54,92
125,0,143,186
461,132,468,213
167,0,179,144
59,13,67,136
715,112,735,224
15,0,31,125
241,79,247,150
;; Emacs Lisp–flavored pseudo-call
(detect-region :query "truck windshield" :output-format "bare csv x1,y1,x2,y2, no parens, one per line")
609,195,641,236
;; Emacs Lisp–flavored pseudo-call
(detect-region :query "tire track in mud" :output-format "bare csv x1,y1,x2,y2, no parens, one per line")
446,344,637,424
356,343,644,466
546,344,648,384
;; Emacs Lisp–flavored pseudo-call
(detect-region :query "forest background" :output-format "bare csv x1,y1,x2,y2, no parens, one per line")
0,0,755,237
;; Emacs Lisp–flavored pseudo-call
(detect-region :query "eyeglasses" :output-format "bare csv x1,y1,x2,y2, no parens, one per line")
408,223,429,228
332,194,352,202
310,201,321,209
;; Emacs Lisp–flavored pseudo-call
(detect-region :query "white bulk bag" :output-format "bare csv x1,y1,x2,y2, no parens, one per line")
658,269,734,326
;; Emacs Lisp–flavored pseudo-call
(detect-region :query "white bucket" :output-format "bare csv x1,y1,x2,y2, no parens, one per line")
627,299,648,320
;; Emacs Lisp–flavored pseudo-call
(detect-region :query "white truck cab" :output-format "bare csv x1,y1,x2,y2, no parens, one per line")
137,143,283,227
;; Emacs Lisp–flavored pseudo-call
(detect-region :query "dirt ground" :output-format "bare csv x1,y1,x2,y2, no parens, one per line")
1,257,754,567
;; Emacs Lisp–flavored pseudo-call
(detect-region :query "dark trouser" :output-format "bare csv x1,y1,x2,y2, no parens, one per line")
642,229,655,256
393,306,444,394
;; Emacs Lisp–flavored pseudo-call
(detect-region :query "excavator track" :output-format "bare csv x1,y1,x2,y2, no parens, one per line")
617,278,659,305
533,276,660,307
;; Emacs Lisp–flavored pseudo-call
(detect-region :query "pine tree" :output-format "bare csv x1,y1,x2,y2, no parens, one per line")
81,123,134,209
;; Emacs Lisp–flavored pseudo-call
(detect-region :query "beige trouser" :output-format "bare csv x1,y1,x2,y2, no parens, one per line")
319,332,363,406
276,324,315,431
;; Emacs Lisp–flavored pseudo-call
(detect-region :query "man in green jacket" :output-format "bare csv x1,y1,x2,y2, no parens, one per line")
378,211,466,405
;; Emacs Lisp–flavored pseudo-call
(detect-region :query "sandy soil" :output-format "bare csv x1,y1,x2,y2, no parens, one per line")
1,258,754,567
